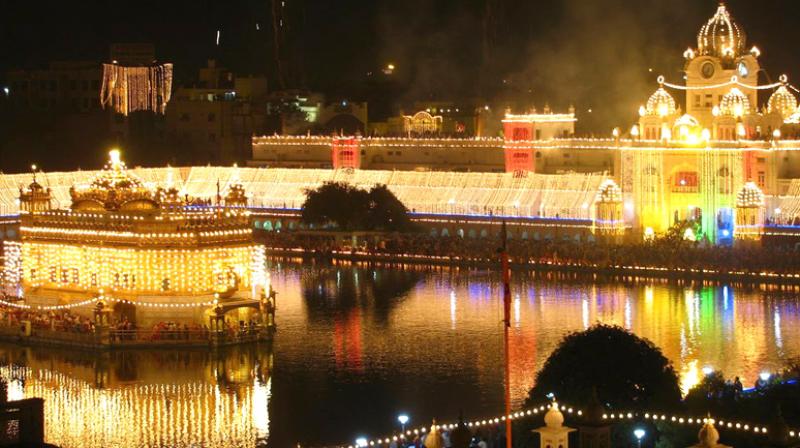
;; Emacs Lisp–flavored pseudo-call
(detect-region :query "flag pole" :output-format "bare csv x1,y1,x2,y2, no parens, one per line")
500,221,512,448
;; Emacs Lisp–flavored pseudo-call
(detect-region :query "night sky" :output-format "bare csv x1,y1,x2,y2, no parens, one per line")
2,0,800,130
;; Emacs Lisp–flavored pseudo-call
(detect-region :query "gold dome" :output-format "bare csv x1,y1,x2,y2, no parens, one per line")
768,86,798,119
544,403,565,429
719,87,751,117
698,3,747,58
645,88,677,117
697,421,720,448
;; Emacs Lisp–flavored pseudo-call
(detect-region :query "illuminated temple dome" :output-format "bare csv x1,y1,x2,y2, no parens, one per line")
719,88,751,117
645,88,677,117
12,151,268,327
697,3,747,58
736,182,765,208
768,86,798,119
69,150,156,211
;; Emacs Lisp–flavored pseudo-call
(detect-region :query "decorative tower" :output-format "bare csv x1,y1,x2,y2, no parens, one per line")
331,136,361,170
638,86,679,141
594,180,625,239
18,165,52,214
225,182,249,208
734,182,765,242
534,403,575,448
502,112,536,175
684,2,760,130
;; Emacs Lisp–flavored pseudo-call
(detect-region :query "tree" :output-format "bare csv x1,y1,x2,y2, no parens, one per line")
301,182,369,230
526,324,682,411
301,182,413,231
366,184,413,231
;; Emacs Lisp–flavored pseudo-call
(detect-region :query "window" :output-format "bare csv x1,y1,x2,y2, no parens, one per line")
81,80,88,91
673,172,699,192
704,94,712,108
694,95,701,107
758,171,765,188
208,112,216,122
180,113,190,121
70,80,77,90
208,133,216,142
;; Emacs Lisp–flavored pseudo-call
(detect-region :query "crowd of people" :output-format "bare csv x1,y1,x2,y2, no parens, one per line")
0,307,96,333
261,231,800,277
0,305,263,342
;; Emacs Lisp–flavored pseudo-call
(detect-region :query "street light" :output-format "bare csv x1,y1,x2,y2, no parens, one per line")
702,366,714,376
355,437,368,447
398,414,409,433
634,428,646,448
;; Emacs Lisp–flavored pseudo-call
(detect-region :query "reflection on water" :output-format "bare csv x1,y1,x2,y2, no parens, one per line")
0,345,272,448
2,260,800,447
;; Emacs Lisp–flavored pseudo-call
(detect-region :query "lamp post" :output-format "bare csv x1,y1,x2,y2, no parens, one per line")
634,428,646,448
398,414,409,433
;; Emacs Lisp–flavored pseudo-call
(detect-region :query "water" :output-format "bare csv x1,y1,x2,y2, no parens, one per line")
2,259,800,448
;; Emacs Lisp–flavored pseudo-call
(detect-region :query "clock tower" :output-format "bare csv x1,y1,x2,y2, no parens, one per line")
684,2,760,129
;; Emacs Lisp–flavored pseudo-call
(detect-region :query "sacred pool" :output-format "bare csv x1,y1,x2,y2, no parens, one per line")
2,260,799,448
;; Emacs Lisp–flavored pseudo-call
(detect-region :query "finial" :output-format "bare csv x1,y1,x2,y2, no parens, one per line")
109,149,122,170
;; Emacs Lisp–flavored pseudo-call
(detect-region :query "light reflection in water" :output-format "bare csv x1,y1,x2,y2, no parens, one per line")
2,260,800,448
0,346,272,448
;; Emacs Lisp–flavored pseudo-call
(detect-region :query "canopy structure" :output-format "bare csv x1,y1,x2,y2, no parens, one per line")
1,167,608,221
100,63,173,115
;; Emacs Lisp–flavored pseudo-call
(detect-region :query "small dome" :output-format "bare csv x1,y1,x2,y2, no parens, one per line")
544,403,565,429
720,88,751,117
425,420,443,448
646,88,677,117
596,179,622,203
736,182,765,207
698,421,720,448
698,3,747,58
768,86,798,119
27,180,45,192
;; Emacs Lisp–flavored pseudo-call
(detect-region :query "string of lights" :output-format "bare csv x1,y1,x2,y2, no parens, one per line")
335,402,582,448
658,74,790,91
0,293,235,311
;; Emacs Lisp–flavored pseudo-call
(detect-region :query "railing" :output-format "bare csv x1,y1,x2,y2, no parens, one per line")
0,320,270,348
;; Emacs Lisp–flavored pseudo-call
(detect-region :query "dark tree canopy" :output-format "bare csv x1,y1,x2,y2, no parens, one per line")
301,182,413,231
527,324,682,411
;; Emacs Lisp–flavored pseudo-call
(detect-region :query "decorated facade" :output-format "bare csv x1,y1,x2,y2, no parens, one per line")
4,151,268,327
